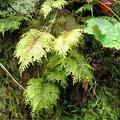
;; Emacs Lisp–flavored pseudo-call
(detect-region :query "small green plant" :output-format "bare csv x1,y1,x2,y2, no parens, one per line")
81,86,119,120
13,0,94,118
14,28,93,117
0,0,120,119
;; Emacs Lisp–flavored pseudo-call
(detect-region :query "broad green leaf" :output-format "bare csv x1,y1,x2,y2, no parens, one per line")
84,18,112,35
84,18,120,49
114,22,120,42
92,25,105,41
92,25,120,49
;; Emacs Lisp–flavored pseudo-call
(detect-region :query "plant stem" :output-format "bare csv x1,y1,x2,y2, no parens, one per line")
0,63,25,90
99,1,120,21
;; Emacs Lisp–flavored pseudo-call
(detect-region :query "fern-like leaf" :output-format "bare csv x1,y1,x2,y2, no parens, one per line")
44,54,68,88
40,0,67,18
44,50,93,85
75,4,93,14
0,10,9,17
24,78,59,115
62,50,93,84
0,14,28,35
14,29,54,74
54,29,83,56
45,68,67,88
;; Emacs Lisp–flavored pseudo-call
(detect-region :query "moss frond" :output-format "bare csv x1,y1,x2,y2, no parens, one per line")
40,0,67,18
24,78,59,115
54,29,83,56
14,29,54,74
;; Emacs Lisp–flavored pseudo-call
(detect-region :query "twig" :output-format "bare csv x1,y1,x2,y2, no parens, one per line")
99,1,120,21
4,0,20,14
0,63,25,90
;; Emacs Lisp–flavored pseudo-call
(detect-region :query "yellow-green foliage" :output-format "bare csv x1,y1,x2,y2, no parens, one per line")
44,50,93,87
0,14,28,35
65,50,93,84
14,27,93,117
24,78,59,116
14,28,84,74
14,29,54,74
75,4,93,14
54,29,83,56
1,0,120,119
13,0,94,118
44,54,68,88
40,0,67,18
